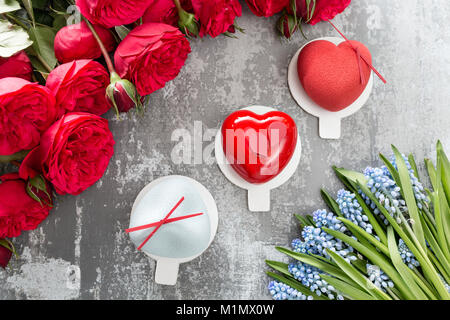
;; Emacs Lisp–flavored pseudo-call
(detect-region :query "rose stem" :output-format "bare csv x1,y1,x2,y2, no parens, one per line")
173,0,183,11
137,196,185,250
125,212,204,233
36,54,53,73
83,17,115,73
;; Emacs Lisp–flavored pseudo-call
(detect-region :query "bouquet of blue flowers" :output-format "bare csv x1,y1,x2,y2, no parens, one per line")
267,141,450,300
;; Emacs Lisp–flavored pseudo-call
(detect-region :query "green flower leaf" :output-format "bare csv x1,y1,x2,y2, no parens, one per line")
323,227,414,300
294,214,313,227
338,217,389,256
320,274,375,300
0,20,33,57
333,167,368,186
320,189,344,218
326,249,391,300
392,145,426,248
357,180,450,299
265,260,292,278
386,226,428,300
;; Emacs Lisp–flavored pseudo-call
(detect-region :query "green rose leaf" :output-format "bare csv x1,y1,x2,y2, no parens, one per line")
0,0,21,14
115,25,131,40
0,20,33,57
52,14,67,30
31,0,47,9
29,25,57,70
20,0,34,23
0,149,29,163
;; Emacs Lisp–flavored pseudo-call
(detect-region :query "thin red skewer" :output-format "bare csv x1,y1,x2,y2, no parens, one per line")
137,196,184,250
125,212,204,233
328,20,387,84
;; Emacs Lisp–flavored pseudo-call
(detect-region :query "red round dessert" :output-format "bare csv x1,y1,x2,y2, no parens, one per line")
297,40,372,112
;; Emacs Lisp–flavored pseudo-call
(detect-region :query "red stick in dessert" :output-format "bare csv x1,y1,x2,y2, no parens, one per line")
137,196,184,250
125,212,204,233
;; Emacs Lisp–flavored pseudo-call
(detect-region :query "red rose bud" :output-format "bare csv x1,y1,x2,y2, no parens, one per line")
0,241,13,269
0,173,51,238
277,12,298,39
106,72,142,114
0,51,32,81
54,21,116,64
178,7,199,38
246,0,290,17
26,174,53,207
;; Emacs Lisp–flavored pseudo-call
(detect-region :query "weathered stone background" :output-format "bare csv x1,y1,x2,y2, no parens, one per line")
1,0,450,300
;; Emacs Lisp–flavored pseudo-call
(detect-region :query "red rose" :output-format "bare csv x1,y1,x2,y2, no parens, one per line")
245,0,289,17
0,242,12,269
54,21,116,63
0,77,57,156
0,173,51,238
76,0,155,28
142,0,194,26
291,0,351,25
0,51,32,81
191,0,242,38
114,23,191,96
46,59,111,116
20,113,115,195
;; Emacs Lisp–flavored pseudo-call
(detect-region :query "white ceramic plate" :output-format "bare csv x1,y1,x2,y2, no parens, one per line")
288,36,374,139
130,175,218,285
215,106,302,212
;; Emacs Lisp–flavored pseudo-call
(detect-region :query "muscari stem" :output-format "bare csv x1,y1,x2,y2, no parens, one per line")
83,17,115,73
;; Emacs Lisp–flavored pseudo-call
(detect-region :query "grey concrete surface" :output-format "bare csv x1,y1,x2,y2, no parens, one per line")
1,0,450,300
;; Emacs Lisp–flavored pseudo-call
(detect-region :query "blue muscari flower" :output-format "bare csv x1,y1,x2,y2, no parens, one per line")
398,239,420,269
288,262,344,300
336,189,373,234
268,281,311,300
367,264,394,292
291,238,304,253
312,209,347,232
292,210,356,263
360,166,404,225
360,154,428,225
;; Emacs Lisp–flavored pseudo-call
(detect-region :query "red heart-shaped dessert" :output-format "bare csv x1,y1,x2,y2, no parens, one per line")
297,40,372,112
221,110,298,184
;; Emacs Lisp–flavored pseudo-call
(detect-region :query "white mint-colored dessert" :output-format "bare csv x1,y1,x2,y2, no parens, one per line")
129,176,211,259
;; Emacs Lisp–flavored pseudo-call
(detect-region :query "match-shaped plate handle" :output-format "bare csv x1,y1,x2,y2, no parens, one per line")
155,259,179,285
248,187,270,212
319,116,341,140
